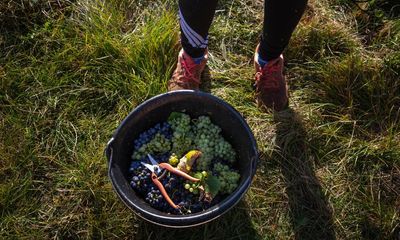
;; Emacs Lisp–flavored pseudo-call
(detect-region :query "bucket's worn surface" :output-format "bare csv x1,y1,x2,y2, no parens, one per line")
105,90,258,227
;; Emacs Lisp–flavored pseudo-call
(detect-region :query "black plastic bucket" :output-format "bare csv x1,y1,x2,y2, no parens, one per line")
105,90,258,227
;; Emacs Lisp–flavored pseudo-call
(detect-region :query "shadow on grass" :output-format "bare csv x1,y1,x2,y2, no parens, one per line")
135,200,261,240
273,107,336,240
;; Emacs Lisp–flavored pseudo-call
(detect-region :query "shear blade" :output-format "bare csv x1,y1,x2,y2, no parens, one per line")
147,154,159,165
141,162,156,173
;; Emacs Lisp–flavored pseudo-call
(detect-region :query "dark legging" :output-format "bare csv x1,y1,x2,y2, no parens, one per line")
179,0,308,61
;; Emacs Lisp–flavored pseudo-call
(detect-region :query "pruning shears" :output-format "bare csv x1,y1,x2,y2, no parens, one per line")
141,154,201,209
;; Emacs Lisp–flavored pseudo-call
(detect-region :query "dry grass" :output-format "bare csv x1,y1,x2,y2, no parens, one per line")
1,0,399,239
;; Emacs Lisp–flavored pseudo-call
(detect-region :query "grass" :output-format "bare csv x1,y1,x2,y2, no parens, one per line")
1,0,399,239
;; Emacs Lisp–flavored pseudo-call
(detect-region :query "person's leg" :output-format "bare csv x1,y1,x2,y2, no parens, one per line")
168,0,218,91
179,0,218,59
254,0,307,111
259,0,308,61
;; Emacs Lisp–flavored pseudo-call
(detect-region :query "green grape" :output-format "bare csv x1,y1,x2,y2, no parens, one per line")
168,113,193,156
213,163,240,194
168,154,179,166
192,115,237,170
214,137,236,163
131,133,171,160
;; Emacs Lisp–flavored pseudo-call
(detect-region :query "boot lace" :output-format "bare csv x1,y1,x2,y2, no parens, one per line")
255,64,280,89
178,58,201,84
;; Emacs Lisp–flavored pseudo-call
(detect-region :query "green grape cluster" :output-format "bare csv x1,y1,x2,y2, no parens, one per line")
214,137,235,162
193,116,236,170
213,163,240,194
132,133,171,160
168,112,194,157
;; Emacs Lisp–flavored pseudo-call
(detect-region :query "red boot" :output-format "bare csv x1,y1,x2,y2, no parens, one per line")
168,49,208,91
254,45,288,111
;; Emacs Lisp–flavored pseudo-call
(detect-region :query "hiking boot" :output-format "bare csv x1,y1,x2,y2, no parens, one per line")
168,49,208,91
254,45,288,111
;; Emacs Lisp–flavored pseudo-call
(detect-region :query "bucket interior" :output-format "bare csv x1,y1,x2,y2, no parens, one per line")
108,91,257,226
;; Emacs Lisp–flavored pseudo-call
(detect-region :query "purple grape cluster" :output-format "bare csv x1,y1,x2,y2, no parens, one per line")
128,161,213,214
128,162,152,195
129,157,227,214
133,122,172,150
145,188,162,205
128,155,222,214
161,175,197,213
128,154,170,193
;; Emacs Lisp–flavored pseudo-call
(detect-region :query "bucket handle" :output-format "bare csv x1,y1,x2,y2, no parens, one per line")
105,138,114,174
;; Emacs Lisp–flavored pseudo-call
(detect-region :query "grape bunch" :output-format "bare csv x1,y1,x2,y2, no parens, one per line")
133,122,172,150
213,163,240,194
131,122,173,161
129,159,207,214
132,133,171,160
146,188,163,206
193,116,236,170
128,161,152,195
168,113,194,157
129,160,175,213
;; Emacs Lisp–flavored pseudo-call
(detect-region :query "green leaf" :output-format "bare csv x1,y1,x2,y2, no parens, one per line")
205,175,221,197
193,172,204,181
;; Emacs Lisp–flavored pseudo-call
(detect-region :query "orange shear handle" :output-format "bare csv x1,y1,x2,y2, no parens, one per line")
150,172,179,209
159,163,200,182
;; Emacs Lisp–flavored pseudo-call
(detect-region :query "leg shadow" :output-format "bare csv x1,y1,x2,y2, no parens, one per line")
273,108,336,240
134,200,261,240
